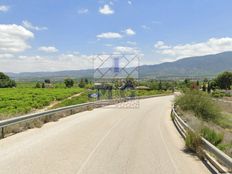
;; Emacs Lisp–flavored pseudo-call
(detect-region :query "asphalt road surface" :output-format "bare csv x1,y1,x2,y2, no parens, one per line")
0,96,211,174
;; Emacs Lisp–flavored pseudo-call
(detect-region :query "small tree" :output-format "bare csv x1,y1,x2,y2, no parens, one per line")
184,78,190,84
209,80,217,90
0,72,16,88
215,71,232,90
35,82,41,88
184,78,191,88
207,82,211,93
158,81,162,90
44,79,51,84
41,83,45,88
125,77,135,89
202,84,207,92
78,78,85,88
84,78,89,84
64,78,74,88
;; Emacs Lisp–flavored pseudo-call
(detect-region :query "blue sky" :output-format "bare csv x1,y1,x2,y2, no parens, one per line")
0,0,232,72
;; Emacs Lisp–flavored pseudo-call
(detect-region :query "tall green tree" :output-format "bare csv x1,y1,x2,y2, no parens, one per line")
35,82,41,88
44,79,51,84
78,78,85,88
158,81,162,90
64,78,74,88
215,71,232,90
0,72,16,88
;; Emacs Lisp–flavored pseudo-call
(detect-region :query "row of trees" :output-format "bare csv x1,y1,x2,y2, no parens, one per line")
144,80,175,91
202,71,232,92
213,71,232,90
0,72,16,88
64,78,90,88
35,78,91,88
183,71,232,92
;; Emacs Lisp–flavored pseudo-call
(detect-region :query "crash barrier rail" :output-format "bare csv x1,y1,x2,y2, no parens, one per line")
0,93,170,139
172,107,232,173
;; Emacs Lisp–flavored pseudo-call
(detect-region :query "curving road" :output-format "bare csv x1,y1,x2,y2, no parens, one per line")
0,96,211,174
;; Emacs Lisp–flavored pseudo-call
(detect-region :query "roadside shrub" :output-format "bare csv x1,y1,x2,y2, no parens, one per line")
217,143,232,156
0,72,16,88
185,131,202,152
64,78,74,88
200,127,224,146
211,91,225,98
175,90,221,121
215,71,232,90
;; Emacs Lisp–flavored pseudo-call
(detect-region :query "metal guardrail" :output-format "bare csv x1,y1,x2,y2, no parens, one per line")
0,102,94,129
0,99,124,138
172,107,232,172
0,94,170,139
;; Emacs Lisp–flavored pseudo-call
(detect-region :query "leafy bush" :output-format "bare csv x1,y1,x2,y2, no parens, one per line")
200,127,224,146
0,72,16,88
215,71,232,90
78,79,85,88
185,131,202,152
64,78,74,88
217,142,232,159
211,91,226,98
211,91,223,98
175,90,221,121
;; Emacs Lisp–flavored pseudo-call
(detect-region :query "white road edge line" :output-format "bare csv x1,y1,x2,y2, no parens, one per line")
159,120,179,173
75,115,126,174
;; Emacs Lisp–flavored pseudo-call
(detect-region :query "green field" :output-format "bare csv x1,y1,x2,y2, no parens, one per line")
0,87,84,119
0,80,172,120
52,89,172,109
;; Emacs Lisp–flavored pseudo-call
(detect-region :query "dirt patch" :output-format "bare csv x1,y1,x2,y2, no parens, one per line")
33,92,83,113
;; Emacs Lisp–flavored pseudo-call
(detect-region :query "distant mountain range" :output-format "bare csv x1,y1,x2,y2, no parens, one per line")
6,52,232,81
139,51,232,79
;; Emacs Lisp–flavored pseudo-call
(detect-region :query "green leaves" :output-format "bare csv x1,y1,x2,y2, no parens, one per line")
0,87,83,119
175,90,221,121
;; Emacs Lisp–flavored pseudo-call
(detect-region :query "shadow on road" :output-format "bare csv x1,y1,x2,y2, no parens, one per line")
181,148,218,174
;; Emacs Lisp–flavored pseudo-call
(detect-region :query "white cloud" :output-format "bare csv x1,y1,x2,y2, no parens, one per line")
97,32,122,39
38,46,58,53
99,4,114,15
154,37,232,60
141,25,151,30
109,1,114,5
152,21,161,24
114,46,139,54
0,53,14,59
78,8,89,14
22,20,47,31
154,41,170,49
124,28,136,36
0,53,93,72
105,44,113,47
0,24,34,56
127,41,137,45
128,1,132,5
0,5,9,12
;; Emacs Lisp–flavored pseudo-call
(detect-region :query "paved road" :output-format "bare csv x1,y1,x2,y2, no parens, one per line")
0,96,211,174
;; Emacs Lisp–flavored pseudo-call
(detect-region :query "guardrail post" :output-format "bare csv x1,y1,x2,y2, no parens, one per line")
1,127,4,139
